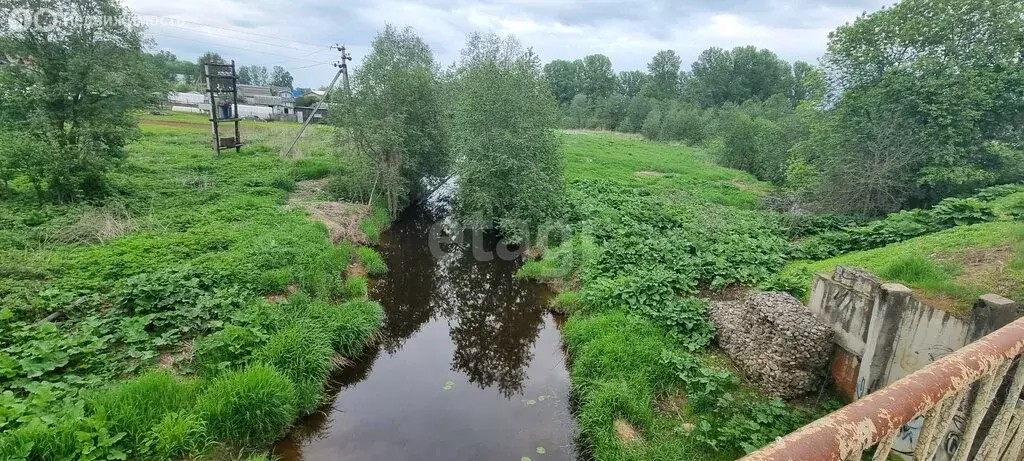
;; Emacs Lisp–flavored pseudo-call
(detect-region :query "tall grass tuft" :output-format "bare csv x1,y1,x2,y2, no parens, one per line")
195,363,298,446
88,369,196,450
356,246,388,275
145,410,209,459
879,254,949,285
306,299,384,357
345,274,369,299
252,325,334,414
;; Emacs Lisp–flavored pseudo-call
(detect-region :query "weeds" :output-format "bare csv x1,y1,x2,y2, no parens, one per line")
345,274,369,299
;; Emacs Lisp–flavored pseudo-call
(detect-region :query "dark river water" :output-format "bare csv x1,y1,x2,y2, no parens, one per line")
273,196,578,461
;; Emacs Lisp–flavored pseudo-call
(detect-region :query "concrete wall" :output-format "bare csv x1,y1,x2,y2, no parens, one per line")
808,266,1018,459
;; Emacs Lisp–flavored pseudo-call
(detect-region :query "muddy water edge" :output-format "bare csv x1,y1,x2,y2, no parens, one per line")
273,195,578,461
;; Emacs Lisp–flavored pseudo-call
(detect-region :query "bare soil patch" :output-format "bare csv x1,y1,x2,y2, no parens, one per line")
636,170,667,178
951,245,1018,296
289,179,369,245
614,419,643,446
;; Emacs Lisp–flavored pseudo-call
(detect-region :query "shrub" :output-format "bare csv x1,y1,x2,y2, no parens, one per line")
88,369,196,450
345,274,369,299
646,298,716,351
195,364,298,447
145,411,209,459
306,300,384,357
252,325,334,414
356,247,388,275
660,350,739,411
193,324,265,376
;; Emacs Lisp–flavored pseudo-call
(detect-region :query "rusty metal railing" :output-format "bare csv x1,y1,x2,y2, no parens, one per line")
741,316,1024,461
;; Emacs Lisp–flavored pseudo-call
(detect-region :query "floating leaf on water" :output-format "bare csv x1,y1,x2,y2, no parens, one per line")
442,380,455,391
526,399,536,405
521,457,532,461
537,395,546,401
536,446,546,454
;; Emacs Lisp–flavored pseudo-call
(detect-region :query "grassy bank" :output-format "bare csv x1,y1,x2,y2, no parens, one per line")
783,221,1024,314
524,132,831,460
0,112,384,459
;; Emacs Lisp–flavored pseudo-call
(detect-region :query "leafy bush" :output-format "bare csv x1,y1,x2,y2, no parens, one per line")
195,364,298,447
758,267,815,300
647,298,716,351
144,410,209,459
252,325,334,414
193,325,266,376
660,350,738,411
88,370,195,451
356,247,388,275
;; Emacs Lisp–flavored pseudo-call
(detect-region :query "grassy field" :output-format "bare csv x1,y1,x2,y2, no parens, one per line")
526,131,832,461
784,221,1024,314
0,112,383,459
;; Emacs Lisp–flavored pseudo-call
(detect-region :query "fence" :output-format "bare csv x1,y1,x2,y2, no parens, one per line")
741,316,1024,461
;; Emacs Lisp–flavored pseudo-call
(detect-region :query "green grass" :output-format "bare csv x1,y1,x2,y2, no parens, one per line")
195,363,298,447
345,273,369,299
531,132,816,459
561,131,768,209
305,299,384,357
88,370,198,450
356,246,388,275
147,411,210,459
0,113,384,457
252,325,334,414
784,221,1024,313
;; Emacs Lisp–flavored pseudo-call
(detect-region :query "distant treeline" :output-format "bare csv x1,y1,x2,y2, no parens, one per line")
546,0,1024,217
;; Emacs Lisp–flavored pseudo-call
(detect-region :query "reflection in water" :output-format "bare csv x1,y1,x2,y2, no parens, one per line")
273,195,577,461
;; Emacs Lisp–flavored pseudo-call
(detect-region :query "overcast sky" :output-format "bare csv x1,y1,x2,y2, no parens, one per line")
126,0,892,88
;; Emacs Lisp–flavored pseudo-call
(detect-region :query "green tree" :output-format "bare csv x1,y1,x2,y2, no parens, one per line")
334,25,450,217
581,54,616,98
642,50,681,100
451,33,564,241
806,0,1024,210
543,59,583,104
689,46,794,107
617,70,648,98
269,66,293,88
0,0,162,201
238,65,269,86
567,94,590,129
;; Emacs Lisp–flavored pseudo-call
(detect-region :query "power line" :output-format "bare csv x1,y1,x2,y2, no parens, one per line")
154,22,335,55
138,14,331,50
149,31,334,66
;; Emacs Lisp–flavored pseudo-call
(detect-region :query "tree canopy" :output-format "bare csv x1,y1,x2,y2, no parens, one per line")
451,33,564,241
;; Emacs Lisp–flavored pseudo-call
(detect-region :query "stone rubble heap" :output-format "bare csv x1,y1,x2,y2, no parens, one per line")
709,291,834,399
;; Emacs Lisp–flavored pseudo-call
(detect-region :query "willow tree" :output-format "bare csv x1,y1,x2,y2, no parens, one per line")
333,25,449,217
451,33,564,242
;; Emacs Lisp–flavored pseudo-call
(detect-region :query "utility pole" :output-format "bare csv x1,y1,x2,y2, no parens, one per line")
283,44,351,157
